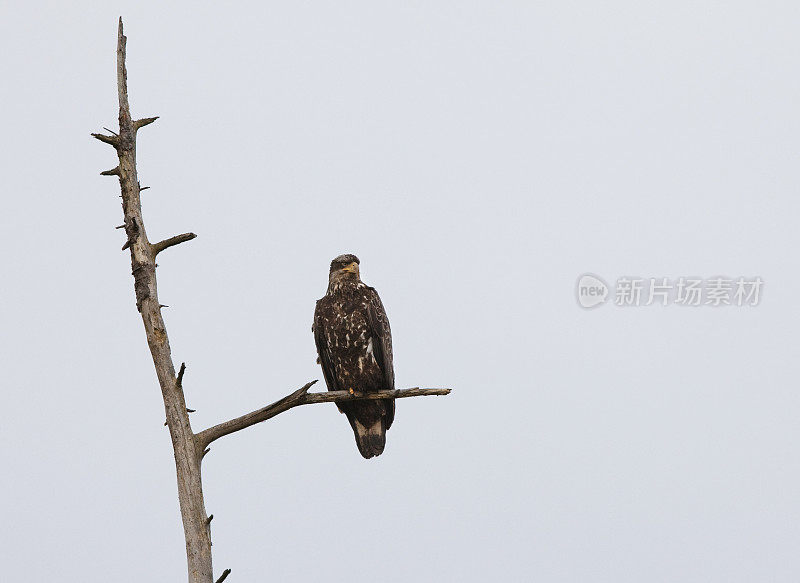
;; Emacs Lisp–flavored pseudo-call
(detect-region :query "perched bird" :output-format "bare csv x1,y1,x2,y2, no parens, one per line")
313,254,395,458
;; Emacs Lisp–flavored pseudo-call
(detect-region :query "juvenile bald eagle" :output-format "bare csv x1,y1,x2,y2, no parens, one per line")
313,254,395,458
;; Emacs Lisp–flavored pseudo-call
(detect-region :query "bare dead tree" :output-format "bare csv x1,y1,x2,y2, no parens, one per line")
93,19,450,583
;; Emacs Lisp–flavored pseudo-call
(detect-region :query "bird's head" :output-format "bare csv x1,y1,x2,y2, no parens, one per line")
328,254,361,289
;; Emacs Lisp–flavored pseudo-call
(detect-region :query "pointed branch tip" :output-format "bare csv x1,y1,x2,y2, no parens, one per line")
176,362,186,387
100,166,120,176
91,133,119,147
215,569,231,583
152,233,197,256
285,379,319,402
134,116,159,130
300,379,319,394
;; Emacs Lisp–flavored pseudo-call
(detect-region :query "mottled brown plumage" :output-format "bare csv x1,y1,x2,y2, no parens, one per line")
313,254,395,458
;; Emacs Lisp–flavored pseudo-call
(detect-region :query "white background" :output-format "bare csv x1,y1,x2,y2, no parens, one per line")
2,2,799,581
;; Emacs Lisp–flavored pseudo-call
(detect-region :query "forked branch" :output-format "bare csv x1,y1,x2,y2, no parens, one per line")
196,384,451,450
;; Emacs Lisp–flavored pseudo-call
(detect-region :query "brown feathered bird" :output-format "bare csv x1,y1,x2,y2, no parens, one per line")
313,254,395,458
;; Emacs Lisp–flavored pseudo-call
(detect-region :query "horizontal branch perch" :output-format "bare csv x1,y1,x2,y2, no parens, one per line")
304,387,452,403
195,383,451,450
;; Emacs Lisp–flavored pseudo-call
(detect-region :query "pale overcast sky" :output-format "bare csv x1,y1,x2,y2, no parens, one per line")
2,2,800,582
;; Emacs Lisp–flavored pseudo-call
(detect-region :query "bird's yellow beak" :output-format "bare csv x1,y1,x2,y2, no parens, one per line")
342,262,359,274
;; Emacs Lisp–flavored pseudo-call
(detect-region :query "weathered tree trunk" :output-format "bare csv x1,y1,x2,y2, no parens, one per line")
94,19,214,583
93,19,449,583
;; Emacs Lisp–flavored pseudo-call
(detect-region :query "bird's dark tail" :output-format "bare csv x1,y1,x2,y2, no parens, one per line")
351,416,386,459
